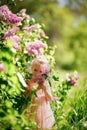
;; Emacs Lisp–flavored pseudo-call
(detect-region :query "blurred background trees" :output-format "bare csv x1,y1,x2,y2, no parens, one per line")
0,0,87,72
0,1,87,129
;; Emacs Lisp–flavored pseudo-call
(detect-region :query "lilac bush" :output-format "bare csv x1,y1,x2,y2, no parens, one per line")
3,27,19,40
26,40,47,56
0,5,51,129
0,5,22,24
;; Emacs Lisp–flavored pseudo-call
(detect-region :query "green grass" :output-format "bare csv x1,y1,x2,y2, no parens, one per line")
52,75,87,130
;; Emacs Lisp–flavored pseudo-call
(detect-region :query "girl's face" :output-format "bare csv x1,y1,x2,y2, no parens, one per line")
31,63,43,77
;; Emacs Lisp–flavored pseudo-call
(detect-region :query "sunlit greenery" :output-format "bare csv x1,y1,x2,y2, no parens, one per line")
1,0,86,71
0,1,87,130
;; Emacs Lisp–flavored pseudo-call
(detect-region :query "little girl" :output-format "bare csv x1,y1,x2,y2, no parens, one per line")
25,55,55,130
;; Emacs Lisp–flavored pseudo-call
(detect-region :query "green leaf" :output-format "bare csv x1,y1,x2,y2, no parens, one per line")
52,75,59,81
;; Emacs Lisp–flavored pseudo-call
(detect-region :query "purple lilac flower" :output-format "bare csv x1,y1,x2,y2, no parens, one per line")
0,5,10,23
10,36,21,50
36,40,47,48
33,68,50,83
33,74,45,83
75,74,79,80
0,62,5,71
25,15,30,20
40,31,46,37
3,27,19,40
33,71,49,83
13,43,21,50
24,25,36,32
0,5,10,15
71,79,77,86
66,73,78,86
74,71,80,80
26,40,47,56
28,48,39,56
19,8,30,21
0,5,23,24
42,68,50,76
7,13,23,24
19,9,26,15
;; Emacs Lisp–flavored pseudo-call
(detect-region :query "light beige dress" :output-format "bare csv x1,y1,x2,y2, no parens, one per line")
33,81,55,130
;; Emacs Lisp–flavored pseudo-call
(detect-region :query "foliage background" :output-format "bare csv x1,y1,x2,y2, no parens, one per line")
0,0,87,130
1,0,87,72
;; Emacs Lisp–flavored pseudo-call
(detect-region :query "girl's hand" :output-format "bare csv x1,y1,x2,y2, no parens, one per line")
38,81,46,91
26,79,30,86
25,80,33,91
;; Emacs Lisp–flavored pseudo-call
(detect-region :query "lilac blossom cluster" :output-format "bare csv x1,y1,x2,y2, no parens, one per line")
0,5,47,54
66,71,79,86
24,25,36,32
26,40,47,56
3,27,21,50
40,31,46,37
0,5,22,24
19,9,26,16
33,69,50,83
0,4,48,72
10,36,21,50
0,62,5,71
3,27,19,40
19,8,30,20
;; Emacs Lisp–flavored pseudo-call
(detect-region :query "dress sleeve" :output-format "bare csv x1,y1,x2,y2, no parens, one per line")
44,80,53,101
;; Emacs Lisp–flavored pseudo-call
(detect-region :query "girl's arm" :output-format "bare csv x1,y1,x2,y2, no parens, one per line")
39,80,53,101
23,79,33,98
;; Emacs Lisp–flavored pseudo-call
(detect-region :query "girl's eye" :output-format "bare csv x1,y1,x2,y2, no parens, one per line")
34,69,37,71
